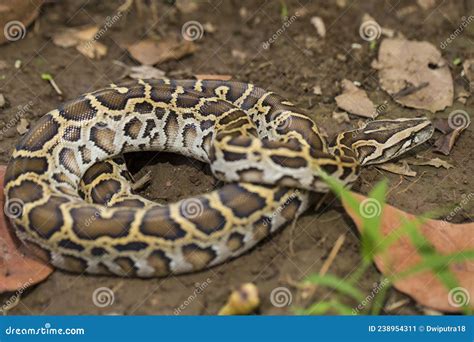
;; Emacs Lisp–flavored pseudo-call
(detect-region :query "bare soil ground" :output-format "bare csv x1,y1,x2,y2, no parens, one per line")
0,0,472,315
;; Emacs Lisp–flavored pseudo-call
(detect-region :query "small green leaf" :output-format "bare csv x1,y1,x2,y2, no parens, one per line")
41,73,53,81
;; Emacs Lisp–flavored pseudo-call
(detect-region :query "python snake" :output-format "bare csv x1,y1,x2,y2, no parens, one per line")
3,79,434,277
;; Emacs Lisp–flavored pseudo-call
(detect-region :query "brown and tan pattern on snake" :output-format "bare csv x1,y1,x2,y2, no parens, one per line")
3,79,434,277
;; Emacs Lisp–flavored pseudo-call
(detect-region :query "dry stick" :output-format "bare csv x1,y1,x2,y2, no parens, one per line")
285,234,347,300
131,171,152,191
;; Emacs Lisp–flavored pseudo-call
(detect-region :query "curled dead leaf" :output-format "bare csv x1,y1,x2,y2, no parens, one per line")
373,38,453,113
335,79,377,118
127,38,196,65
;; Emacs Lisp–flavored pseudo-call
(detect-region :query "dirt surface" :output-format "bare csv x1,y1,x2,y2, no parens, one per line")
0,0,472,315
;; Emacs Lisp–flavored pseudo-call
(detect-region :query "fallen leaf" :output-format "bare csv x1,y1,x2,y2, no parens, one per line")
194,74,232,81
52,25,98,47
0,0,42,45
76,40,107,60
432,116,470,155
372,38,453,113
310,16,326,38
343,191,474,312
52,26,107,60
407,157,454,169
335,79,377,118
332,111,350,124
127,38,196,65
0,165,54,294
16,118,29,135
377,161,417,177
129,65,166,80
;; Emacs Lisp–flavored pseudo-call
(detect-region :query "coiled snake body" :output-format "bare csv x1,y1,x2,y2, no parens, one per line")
4,79,434,277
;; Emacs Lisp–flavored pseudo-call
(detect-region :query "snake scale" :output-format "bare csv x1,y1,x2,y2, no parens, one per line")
3,79,434,277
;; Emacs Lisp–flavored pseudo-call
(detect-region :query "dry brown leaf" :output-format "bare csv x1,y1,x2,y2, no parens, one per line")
0,165,54,294
343,191,474,312
194,74,232,81
433,117,470,155
52,25,98,47
127,38,196,65
335,79,377,118
52,26,107,60
407,157,454,169
377,161,417,177
0,0,43,45
76,40,107,60
372,39,453,113
129,65,166,80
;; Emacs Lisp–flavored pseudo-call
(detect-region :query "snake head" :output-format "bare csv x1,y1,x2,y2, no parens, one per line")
348,117,434,166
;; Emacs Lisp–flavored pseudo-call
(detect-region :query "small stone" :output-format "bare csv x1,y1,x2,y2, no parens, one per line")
0,94,6,108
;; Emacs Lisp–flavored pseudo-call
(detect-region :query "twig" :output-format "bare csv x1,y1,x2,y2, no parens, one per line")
131,171,151,191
